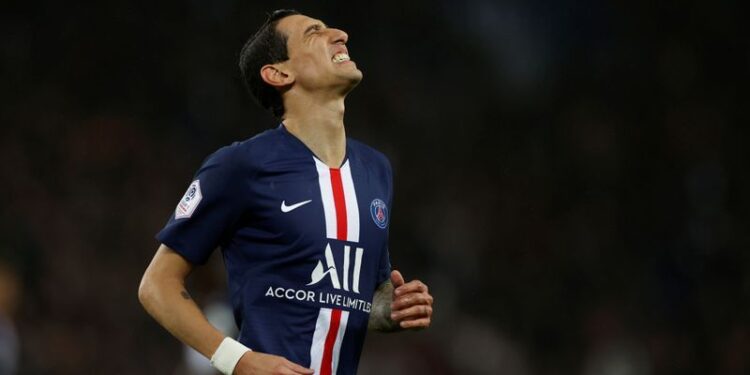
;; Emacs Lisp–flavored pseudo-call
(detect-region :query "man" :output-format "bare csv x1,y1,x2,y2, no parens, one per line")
138,9,434,375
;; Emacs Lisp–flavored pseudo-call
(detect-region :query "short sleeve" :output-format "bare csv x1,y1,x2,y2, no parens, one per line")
156,146,250,265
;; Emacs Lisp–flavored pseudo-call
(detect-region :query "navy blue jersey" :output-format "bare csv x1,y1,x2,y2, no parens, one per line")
157,124,392,375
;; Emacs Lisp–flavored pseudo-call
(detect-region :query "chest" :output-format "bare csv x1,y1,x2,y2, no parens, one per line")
245,157,390,260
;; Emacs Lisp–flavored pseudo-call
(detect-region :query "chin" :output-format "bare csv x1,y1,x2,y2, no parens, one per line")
350,69,363,83
347,73,363,90
338,69,363,91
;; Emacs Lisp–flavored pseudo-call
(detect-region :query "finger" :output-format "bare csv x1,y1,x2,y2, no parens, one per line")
391,292,433,310
280,367,309,375
391,304,432,322
280,365,312,375
279,367,303,375
399,317,432,329
285,360,315,374
394,279,428,296
390,270,405,288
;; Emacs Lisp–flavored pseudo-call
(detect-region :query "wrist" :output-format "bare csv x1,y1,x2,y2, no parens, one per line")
210,337,251,375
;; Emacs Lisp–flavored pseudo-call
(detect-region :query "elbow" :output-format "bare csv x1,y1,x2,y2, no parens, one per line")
138,246,190,313
138,272,155,310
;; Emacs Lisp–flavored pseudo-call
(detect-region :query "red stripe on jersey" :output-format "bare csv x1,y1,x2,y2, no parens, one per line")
321,308,343,375
329,168,348,241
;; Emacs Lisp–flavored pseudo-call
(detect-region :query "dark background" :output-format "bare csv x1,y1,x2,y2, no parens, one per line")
1,1,748,374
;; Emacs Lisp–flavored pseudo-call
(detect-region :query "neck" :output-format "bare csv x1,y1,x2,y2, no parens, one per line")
282,94,347,168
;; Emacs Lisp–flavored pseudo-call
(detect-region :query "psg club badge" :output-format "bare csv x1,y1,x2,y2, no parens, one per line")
175,180,202,219
370,198,388,229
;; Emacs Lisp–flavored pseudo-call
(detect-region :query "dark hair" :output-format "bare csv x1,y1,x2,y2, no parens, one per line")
239,9,300,118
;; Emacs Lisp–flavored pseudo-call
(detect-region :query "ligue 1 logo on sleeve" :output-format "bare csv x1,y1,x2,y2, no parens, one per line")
369,199,388,229
175,180,202,219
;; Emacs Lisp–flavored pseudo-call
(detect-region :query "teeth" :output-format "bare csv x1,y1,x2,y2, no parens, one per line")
332,53,350,63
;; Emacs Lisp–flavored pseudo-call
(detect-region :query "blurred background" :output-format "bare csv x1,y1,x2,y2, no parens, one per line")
1,0,748,374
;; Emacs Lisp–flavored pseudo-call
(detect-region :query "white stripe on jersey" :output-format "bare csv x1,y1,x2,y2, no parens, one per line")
339,161,360,243
309,308,349,374
309,307,331,372
331,310,349,374
314,158,337,239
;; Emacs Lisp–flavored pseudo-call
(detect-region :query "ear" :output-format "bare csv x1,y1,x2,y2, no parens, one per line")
260,63,294,88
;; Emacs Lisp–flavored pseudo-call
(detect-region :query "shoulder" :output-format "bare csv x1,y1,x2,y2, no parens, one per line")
202,127,285,174
348,137,392,173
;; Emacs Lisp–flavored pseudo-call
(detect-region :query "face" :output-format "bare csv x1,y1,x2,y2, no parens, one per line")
275,14,363,94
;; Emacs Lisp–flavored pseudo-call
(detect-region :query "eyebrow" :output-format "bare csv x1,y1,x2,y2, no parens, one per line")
303,22,328,36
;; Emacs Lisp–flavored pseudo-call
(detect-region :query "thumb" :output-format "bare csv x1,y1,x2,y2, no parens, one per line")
390,270,405,288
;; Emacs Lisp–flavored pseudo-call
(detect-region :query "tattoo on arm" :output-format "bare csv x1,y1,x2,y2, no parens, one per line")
368,280,402,332
180,290,191,300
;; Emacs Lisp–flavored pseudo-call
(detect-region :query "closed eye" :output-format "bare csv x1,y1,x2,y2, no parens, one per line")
304,23,327,37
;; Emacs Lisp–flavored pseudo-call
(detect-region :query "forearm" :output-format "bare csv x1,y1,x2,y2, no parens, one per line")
139,268,224,358
368,281,401,332
140,272,315,375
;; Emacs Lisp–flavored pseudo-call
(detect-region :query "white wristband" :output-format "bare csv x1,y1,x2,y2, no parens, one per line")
210,337,251,375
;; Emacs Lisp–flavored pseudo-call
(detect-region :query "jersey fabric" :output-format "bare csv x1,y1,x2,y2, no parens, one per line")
157,124,393,375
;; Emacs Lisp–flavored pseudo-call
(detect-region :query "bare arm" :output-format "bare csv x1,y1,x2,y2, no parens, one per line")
138,244,313,375
368,270,433,333
368,280,401,332
138,244,225,357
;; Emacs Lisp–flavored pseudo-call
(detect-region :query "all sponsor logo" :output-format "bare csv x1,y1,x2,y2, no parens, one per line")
307,243,364,293
264,243,372,313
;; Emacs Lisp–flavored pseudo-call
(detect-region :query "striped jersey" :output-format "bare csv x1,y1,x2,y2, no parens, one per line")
157,124,392,375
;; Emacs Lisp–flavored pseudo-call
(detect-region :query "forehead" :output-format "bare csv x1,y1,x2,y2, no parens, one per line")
276,14,324,39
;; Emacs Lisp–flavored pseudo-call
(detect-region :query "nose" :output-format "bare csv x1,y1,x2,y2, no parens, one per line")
330,28,348,44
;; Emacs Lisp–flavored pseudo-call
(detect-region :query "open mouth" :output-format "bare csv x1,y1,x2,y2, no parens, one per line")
332,53,351,63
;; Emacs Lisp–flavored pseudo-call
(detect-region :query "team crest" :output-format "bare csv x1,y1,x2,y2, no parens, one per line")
370,199,388,229
175,180,202,219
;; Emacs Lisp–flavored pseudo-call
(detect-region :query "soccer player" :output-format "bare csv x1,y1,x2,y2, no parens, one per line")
138,9,434,375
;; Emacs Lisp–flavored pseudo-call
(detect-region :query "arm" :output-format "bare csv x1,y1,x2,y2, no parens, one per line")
368,280,401,332
368,270,433,333
138,244,225,357
138,244,313,375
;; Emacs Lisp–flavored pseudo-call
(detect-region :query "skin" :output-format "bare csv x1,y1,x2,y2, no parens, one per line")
139,13,433,375
139,245,314,375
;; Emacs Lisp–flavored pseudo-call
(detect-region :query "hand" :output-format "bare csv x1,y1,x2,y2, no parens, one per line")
233,351,314,375
389,270,433,330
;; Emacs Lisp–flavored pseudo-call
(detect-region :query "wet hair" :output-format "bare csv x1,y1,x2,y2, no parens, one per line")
239,9,300,118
